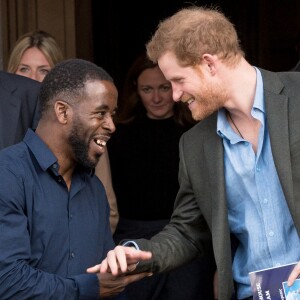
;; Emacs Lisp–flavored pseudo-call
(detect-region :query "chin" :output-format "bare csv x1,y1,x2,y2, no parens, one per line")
191,110,202,121
79,156,100,169
89,157,100,168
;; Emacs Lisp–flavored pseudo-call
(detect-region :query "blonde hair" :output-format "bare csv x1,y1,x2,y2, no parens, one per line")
146,6,244,67
7,30,64,73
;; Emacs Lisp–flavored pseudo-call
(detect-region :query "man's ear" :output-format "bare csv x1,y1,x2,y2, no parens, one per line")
54,100,71,124
202,54,217,76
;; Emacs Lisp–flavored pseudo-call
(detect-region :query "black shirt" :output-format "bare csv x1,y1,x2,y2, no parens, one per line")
108,116,192,220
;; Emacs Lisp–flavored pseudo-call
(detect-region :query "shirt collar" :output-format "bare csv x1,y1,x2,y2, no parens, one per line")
252,67,264,113
24,129,58,171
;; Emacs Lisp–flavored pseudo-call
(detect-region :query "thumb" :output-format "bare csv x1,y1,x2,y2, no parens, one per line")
86,264,101,273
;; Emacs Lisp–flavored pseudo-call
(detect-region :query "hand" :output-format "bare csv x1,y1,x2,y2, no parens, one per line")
87,245,152,276
287,261,300,286
96,270,153,298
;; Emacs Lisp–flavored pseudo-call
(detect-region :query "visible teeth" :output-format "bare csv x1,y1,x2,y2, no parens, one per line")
96,139,106,147
187,99,194,105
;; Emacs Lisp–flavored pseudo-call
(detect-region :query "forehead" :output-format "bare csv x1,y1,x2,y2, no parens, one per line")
138,66,168,86
157,52,183,79
158,51,196,81
83,80,118,108
21,47,50,65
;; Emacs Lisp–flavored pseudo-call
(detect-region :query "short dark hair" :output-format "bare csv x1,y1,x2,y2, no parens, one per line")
39,58,114,115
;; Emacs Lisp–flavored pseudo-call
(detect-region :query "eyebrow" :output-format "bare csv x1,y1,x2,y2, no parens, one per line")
94,104,117,111
18,64,30,67
96,103,109,109
18,64,50,68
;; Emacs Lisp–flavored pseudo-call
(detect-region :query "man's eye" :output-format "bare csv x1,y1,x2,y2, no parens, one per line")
98,111,106,118
97,110,116,120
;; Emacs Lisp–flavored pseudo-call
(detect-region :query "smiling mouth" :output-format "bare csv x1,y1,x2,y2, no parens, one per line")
181,95,195,105
95,139,107,147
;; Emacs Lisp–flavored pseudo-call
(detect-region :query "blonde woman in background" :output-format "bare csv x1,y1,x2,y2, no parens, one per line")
7,30,119,233
7,30,63,82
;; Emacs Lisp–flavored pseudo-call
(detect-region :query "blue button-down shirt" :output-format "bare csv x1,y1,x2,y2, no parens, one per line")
217,68,300,299
0,129,115,299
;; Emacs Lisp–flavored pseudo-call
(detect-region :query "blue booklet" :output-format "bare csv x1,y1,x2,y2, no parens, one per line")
249,262,299,300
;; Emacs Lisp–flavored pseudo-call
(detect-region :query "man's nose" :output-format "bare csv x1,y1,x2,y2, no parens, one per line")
172,88,182,102
103,115,116,133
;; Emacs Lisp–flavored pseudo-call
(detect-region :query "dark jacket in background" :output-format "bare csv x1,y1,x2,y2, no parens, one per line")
0,71,40,149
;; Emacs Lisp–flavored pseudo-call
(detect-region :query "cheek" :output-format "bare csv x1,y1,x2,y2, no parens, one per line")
16,70,29,77
161,92,175,106
163,91,174,103
41,74,47,80
37,75,45,82
165,102,175,115
140,94,152,107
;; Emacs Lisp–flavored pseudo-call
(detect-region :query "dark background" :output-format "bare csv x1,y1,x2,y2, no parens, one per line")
92,0,300,91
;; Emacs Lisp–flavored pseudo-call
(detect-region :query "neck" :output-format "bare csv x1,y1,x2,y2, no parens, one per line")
36,122,75,186
223,60,257,115
226,110,244,139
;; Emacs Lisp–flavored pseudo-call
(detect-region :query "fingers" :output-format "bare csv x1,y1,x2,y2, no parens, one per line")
99,271,153,298
100,246,152,276
127,263,137,272
107,246,128,275
99,246,130,275
287,262,300,286
100,257,110,273
126,248,152,264
86,264,101,273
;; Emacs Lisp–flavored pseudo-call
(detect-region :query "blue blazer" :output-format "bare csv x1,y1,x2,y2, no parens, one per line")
0,71,40,149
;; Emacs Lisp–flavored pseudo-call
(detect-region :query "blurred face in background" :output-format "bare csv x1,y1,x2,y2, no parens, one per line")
15,47,51,82
137,66,174,119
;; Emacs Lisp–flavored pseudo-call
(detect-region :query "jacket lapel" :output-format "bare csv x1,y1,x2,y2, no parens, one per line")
202,114,234,292
203,114,229,239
